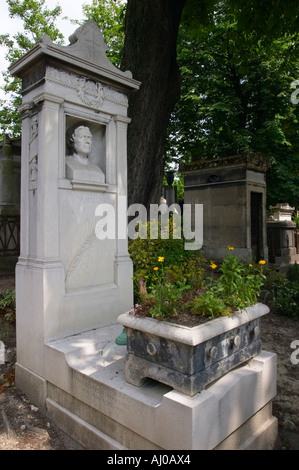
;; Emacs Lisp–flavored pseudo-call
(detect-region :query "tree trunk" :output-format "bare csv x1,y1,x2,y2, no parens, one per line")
121,0,186,210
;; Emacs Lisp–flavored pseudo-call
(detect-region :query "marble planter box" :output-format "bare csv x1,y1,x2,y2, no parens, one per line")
118,303,269,396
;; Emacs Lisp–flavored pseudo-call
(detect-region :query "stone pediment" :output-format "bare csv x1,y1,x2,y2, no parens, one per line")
45,21,129,76
67,21,120,70
10,21,140,92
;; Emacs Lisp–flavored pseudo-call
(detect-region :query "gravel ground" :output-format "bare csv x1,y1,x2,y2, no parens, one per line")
260,311,299,450
0,274,298,450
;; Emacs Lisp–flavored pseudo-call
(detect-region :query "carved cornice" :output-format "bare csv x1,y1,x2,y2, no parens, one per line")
181,152,271,174
46,67,128,109
9,21,141,93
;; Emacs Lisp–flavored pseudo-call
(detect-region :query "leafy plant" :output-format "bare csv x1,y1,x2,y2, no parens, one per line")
132,241,266,321
166,2,299,208
259,263,299,321
260,266,287,305
190,248,266,319
293,212,299,230
0,0,65,138
0,288,16,323
129,216,205,300
190,289,232,318
287,262,299,283
145,257,191,318
272,280,299,321
0,288,15,310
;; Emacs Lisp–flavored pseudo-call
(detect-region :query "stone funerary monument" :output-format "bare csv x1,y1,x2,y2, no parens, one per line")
10,22,277,450
11,22,139,341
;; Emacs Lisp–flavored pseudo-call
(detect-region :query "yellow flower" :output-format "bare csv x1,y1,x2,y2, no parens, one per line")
158,256,165,262
154,267,159,271
228,245,234,250
259,260,266,265
249,264,253,267
210,263,217,269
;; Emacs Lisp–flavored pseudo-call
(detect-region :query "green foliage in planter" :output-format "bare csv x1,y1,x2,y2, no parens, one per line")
190,289,232,318
129,217,206,302
132,235,267,319
147,278,190,319
190,249,266,318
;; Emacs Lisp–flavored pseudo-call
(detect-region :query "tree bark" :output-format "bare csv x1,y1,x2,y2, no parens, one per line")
121,0,186,210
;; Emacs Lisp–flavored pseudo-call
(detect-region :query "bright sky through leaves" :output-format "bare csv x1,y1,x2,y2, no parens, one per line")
0,0,93,99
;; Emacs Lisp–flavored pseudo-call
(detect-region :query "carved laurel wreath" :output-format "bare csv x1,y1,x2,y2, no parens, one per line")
77,78,104,108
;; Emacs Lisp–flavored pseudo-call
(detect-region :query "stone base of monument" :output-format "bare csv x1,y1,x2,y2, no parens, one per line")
15,324,278,450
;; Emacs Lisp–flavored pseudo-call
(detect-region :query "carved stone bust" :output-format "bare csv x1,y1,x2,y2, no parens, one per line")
65,124,105,187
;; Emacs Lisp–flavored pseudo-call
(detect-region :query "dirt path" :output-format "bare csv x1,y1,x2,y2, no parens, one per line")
0,275,84,450
0,275,298,450
261,312,299,450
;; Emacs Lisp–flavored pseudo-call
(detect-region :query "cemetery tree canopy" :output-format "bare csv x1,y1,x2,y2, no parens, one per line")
166,1,299,207
0,0,64,137
1,0,299,208
121,0,299,208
